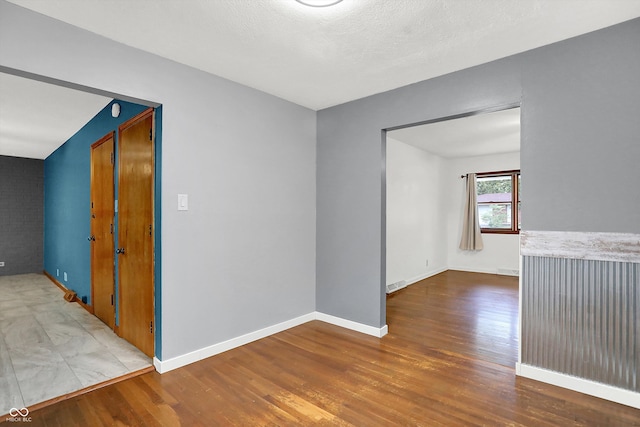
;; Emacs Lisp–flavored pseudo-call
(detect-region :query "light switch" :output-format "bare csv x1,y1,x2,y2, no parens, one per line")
178,194,188,211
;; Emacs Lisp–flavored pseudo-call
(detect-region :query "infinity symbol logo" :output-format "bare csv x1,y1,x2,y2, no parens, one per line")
9,407,29,417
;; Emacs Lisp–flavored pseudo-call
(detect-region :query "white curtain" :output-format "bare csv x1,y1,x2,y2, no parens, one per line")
459,173,484,251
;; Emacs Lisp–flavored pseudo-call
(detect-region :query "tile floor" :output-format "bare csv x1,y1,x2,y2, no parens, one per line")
0,273,152,416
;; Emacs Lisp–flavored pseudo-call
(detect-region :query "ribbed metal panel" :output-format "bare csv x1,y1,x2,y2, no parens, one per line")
522,256,639,392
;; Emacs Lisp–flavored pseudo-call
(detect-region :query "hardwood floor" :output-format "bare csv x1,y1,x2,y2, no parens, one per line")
6,271,640,426
387,270,519,368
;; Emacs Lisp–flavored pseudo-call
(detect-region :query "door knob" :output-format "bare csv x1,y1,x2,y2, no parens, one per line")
88,235,95,241
116,248,126,254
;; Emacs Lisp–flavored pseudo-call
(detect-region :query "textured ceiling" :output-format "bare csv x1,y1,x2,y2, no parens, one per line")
7,0,640,110
0,73,111,159
388,108,520,159
2,0,640,159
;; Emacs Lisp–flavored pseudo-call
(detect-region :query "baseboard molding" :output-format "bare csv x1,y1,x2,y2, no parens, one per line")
405,267,448,286
392,267,515,289
447,266,498,275
315,312,388,338
154,311,388,373
154,312,316,373
43,270,93,314
447,266,519,276
516,363,640,410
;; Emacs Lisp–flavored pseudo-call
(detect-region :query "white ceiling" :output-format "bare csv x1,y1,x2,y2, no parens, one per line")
2,0,640,159
8,0,640,110
388,107,520,158
0,73,112,159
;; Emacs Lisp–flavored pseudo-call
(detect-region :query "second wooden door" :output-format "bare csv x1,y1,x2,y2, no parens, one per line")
117,109,155,357
90,133,115,329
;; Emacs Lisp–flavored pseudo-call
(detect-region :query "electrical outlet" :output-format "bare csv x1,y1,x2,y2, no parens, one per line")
64,272,68,282
56,268,60,277
425,259,429,267
0,262,5,267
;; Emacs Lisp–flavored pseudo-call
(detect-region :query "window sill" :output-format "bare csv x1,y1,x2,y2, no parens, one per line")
480,229,520,235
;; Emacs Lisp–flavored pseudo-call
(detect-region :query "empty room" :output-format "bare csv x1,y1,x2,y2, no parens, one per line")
1,0,639,425
385,107,521,369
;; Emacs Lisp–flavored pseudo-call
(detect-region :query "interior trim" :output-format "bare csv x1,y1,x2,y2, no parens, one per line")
516,363,640,410
520,230,640,263
154,312,388,374
0,366,154,419
315,312,389,338
44,270,94,314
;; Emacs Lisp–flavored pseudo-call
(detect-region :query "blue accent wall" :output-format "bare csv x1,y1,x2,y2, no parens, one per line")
44,100,148,304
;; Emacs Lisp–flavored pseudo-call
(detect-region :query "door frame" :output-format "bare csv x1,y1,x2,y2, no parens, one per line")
381,102,521,325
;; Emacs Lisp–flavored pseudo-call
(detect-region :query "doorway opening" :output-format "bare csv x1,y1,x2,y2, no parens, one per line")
0,69,162,414
384,105,521,368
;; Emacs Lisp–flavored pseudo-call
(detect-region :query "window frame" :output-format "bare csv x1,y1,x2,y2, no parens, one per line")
476,169,520,234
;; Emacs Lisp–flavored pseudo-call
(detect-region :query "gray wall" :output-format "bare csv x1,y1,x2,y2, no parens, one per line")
0,1,316,360
2,0,638,366
317,18,640,328
0,155,44,276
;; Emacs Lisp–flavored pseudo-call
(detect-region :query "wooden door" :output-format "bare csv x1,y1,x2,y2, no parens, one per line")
117,108,155,357
90,133,115,329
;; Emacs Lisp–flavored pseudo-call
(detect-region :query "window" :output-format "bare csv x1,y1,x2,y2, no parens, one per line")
476,170,520,234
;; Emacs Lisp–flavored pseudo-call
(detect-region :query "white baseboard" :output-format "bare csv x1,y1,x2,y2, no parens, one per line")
389,266,516,291
516,363,640,410
315,312,388,338
154,312,315,373
395,267,521,281
448,266,520,276
154,311,388,373
447,266,497,275
405,267,448,286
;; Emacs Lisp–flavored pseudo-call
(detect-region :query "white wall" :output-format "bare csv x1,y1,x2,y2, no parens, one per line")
386,138,448,286
446,152,520,274
386,139,520,286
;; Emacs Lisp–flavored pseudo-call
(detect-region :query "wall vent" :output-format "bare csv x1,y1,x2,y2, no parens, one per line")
386,280,407,294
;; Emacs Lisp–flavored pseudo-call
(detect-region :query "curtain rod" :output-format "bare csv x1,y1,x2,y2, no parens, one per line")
460,169,520,179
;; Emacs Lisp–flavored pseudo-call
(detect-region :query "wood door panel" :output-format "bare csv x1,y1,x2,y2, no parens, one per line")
90,133,115,329
118,109,155,357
